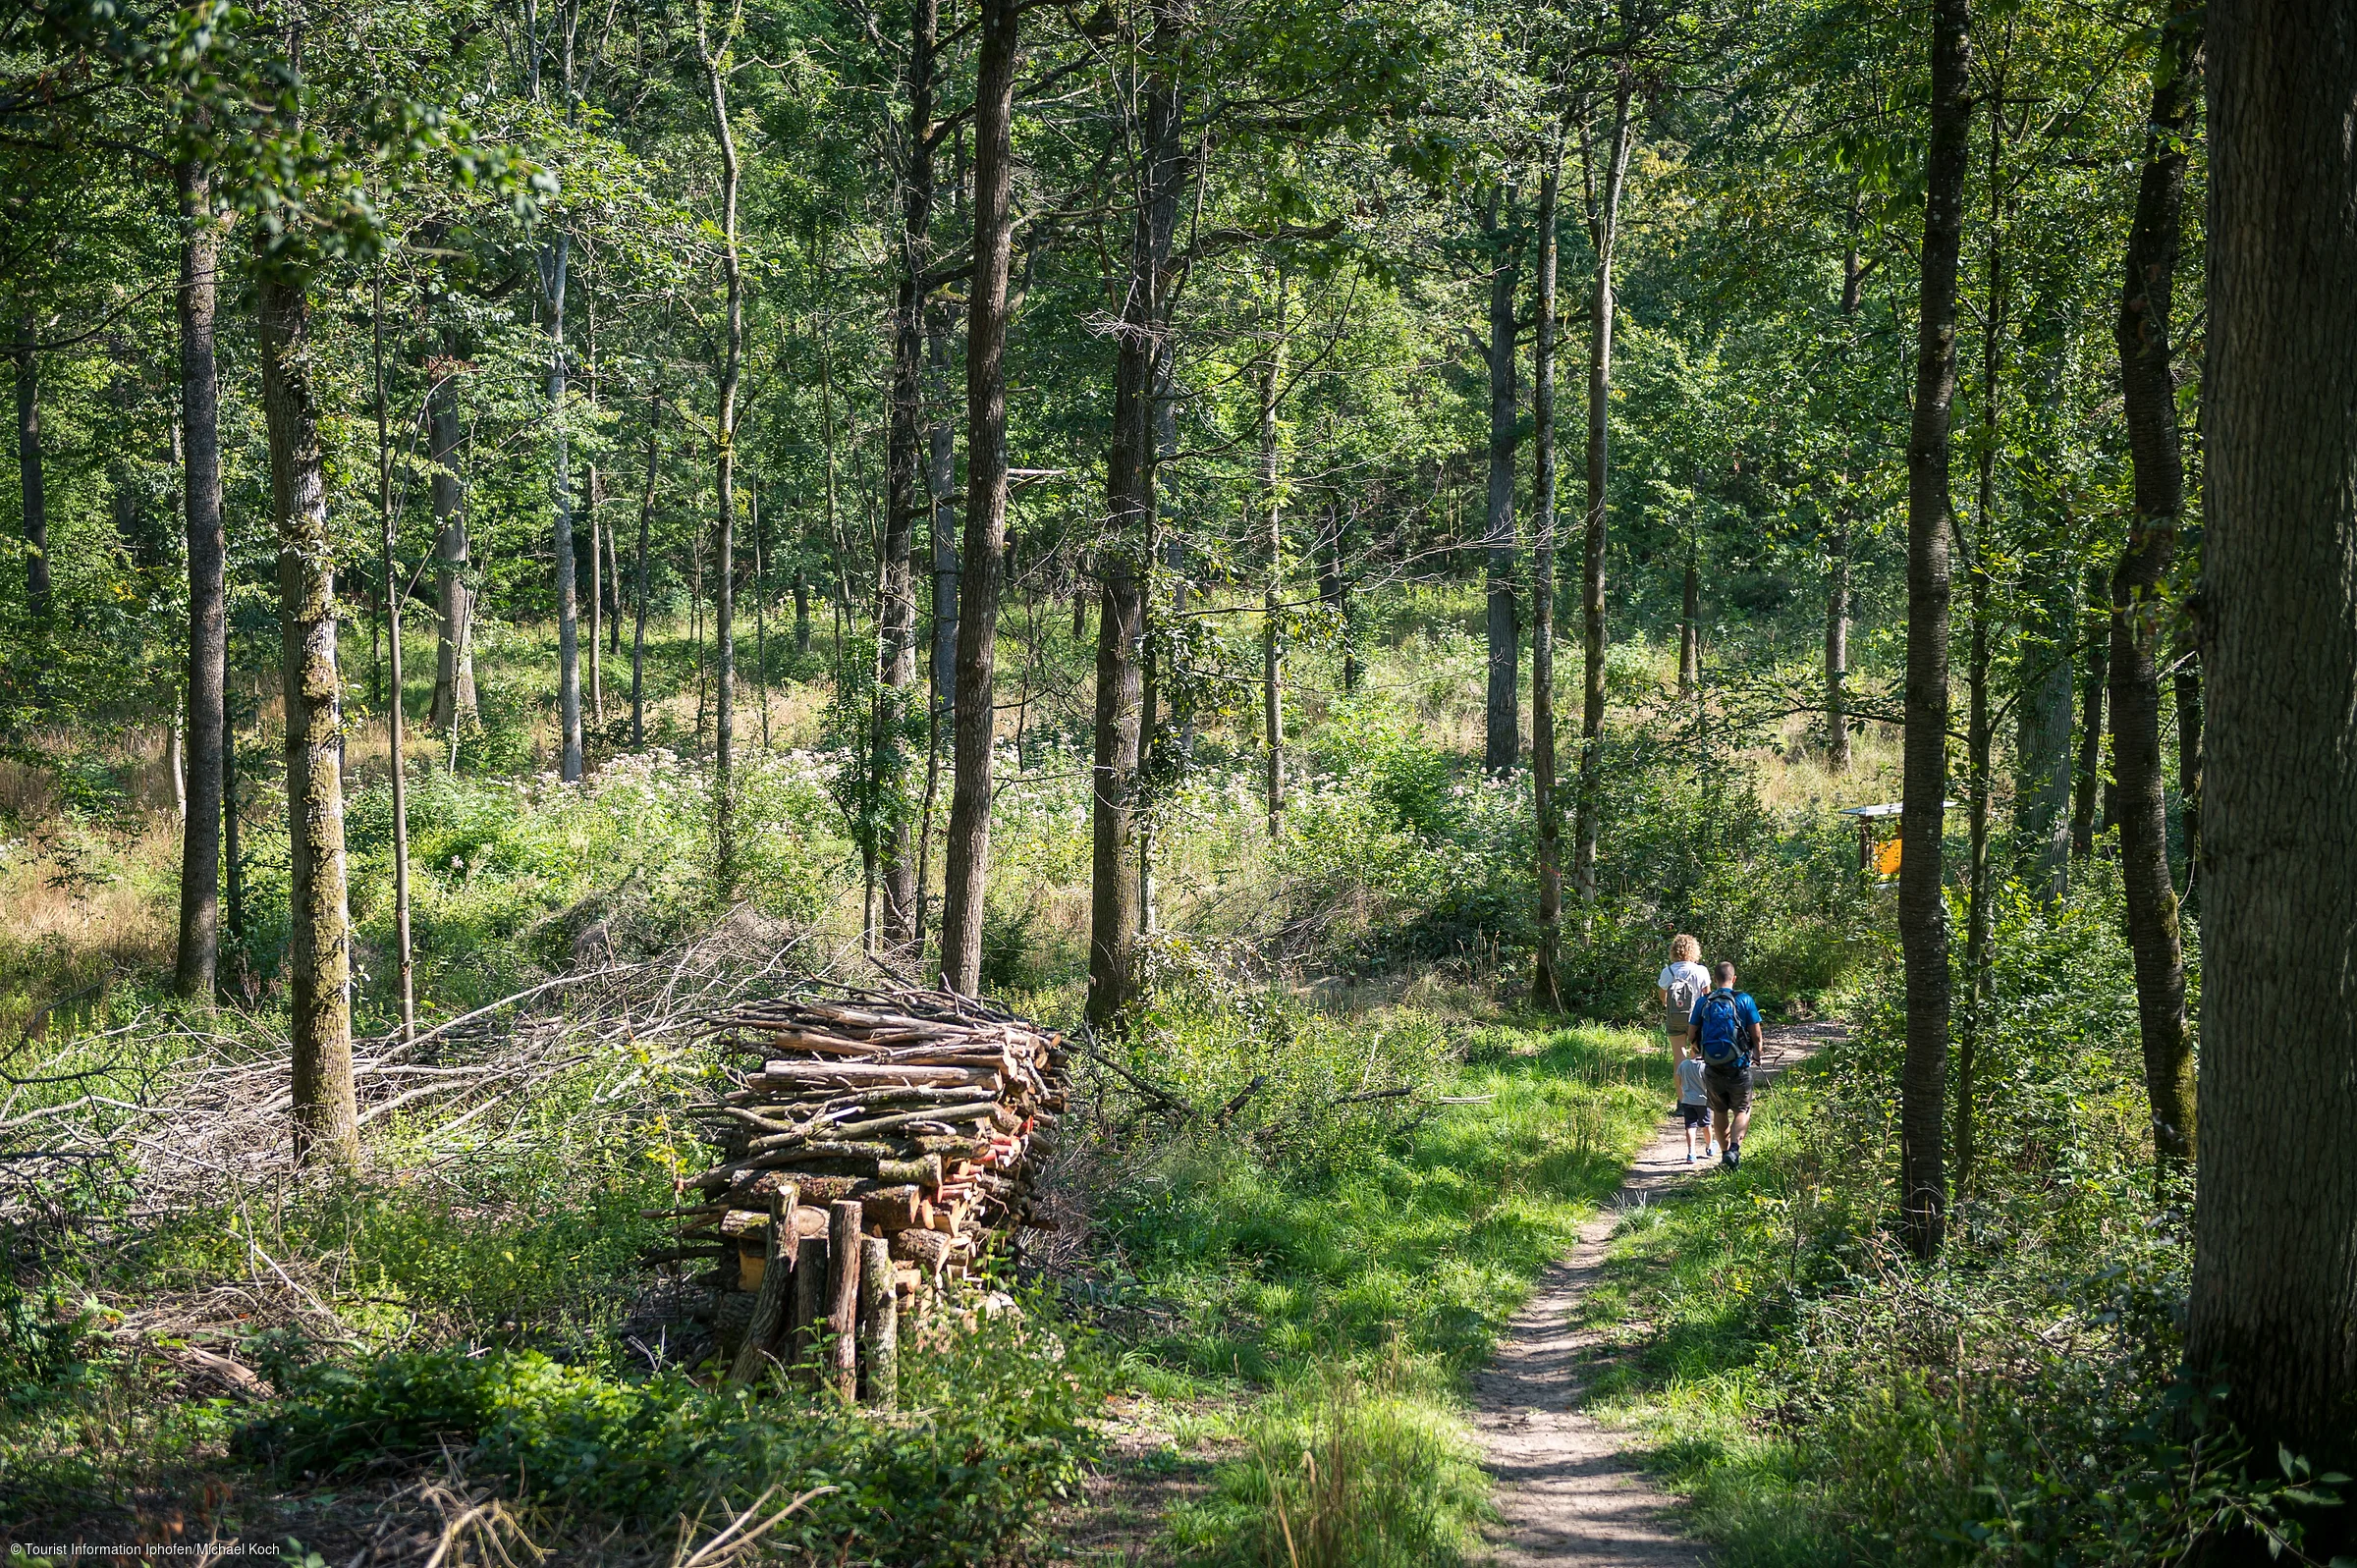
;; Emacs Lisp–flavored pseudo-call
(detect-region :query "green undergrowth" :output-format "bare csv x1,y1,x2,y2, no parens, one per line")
1579,873,2342,1567
234,1317,1101,1563
1084,1009,1675,1565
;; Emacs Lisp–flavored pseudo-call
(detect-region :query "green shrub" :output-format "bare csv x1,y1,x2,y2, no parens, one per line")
1596,872,2346,1566
243,1312,1100,1562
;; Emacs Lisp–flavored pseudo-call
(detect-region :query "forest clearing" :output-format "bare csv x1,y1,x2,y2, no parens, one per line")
3,0,2353,1562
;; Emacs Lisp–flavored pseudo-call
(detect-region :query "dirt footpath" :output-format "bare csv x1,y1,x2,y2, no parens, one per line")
1472,1022,1837,1566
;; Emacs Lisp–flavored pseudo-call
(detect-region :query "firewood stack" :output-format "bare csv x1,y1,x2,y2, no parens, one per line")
658,987,1068,1403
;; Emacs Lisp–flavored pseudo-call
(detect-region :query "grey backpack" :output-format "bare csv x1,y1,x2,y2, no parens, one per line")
1665,969,1704,1032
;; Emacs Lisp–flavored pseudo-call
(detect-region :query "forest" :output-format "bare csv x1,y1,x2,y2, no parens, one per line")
2,0,2352,1559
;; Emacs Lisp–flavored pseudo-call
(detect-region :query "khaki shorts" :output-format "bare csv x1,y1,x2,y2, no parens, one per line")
1704,1065,1752,1116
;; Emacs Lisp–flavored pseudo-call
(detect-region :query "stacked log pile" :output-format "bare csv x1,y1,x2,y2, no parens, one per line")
657,988,1068,1402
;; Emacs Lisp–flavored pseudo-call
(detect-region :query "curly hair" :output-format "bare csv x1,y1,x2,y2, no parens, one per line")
1671,933,1701,963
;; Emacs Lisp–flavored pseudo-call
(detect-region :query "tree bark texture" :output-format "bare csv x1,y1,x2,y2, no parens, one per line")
1573,90,1634,903
1087,0,1184,1029
1897,0,1971,1260
2188,0,2357,1536
877,0,938,952
1529,137,1565,1011
257,268,357,1169
939,0,1019,996
1482,184,1520,778
174,161,225,1002
2109,4,2202,1174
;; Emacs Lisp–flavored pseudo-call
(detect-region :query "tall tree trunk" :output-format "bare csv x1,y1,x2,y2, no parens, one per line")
2187,0,2357,1540
2015,558,2076,892
878,0,938,953
1087,0,1184,1030
15,316,48,621
1573,89,1634,903
370,272,414,1040
223,676,244,949
1897,0,1972,1260
2110,5,2201,1176
697,17,743,899
1956,111,2006,1211
630,404,656,748
1824,521,1850,769
1678,538,1699,701
1259,275,1287,838
587,468,603,725
583,305,603,730
939,0,1019,996
753,480,768,750
927,301,959,749
257,265,357,1169
175,159,225,1002
1482,184,1521,777
2071,561,2109,859
428,343,476,734
2173,626,2201,908
541,232,583,782
1529,132,1566,1011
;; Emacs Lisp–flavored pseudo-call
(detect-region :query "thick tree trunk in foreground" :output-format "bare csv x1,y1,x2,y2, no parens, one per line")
2188,0,2357,1546
1529,137,1565,1011
15,316,48,621
257,267,357,1168
1572,90,1634,903
877,0,937,952
939,0,1019,995
1897,0,1972,1260
174,161,225,1002
1087,0,1184,1029
2109,5,2201,1176
428,348,476,734
1482,184,1520,778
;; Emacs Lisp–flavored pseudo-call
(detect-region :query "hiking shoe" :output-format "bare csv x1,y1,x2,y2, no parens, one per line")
1719,1151,1735,1170
1727,1145,1742,1170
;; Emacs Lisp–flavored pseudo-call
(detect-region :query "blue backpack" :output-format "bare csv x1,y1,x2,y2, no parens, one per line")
1695,990,1750,1069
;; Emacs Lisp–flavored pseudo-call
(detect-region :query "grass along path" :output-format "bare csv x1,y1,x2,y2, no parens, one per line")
1473,1021,1838,1566
1061,1015,1677,1564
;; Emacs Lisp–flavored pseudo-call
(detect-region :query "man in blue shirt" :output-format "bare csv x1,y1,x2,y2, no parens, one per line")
1688,961,1765,1169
